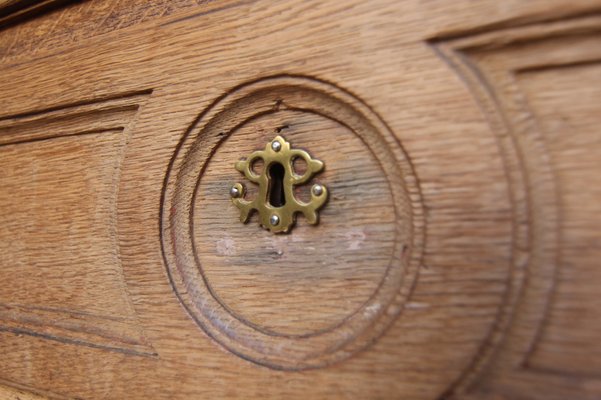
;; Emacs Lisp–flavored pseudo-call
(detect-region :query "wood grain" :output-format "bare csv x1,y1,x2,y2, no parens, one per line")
0,0,599,398
0,0,71,29
0,91,154,357
0,383,48,400
0,0,219,63
434,16,601,399
161,75,423,369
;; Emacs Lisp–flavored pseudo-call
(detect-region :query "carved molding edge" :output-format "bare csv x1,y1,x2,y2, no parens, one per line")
161,75,425,370
432,13,601,399
0,90,156,358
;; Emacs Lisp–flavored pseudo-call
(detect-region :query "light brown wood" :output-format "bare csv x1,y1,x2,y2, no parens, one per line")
0,0,600,398
0,384,46,400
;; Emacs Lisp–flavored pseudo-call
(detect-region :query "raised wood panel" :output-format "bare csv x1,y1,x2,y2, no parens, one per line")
160,76,424,369
0,0,599,399
0,92,154,356
194,111,397,337
519,62,601,377
435,12,601,400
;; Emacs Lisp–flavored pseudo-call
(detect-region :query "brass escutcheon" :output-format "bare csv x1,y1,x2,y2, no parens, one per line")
230,135,328,233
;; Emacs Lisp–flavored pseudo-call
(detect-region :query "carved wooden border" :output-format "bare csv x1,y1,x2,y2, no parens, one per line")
0,90,156,358
161,75,425,370
433,13,601,399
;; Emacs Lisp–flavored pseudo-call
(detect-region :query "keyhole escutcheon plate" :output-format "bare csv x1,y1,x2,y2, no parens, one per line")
230,135,328,233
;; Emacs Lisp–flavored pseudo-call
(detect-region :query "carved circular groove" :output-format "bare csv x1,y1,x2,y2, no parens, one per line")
161,75,424,370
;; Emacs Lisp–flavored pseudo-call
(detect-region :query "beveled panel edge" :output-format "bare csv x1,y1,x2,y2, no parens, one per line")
0,89,157,358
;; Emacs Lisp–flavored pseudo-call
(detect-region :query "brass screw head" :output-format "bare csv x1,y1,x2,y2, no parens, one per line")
312,184,324,196
230,185,242,198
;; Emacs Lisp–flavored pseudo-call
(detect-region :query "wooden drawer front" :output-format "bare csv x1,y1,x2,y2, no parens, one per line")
0,1,600,399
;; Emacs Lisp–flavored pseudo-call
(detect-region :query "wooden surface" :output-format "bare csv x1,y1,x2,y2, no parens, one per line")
0,0,600,398
0,0,71,28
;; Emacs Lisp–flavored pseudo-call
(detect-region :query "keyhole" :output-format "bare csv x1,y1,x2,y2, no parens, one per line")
268,162,286,207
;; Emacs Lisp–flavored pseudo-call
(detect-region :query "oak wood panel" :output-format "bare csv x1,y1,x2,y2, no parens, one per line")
435,13,601,400
196,111,396,336
0,0,599,399
0,383,47,400
0,92,154,357
0,0,218,63
519,65,601,376
0,0,68,27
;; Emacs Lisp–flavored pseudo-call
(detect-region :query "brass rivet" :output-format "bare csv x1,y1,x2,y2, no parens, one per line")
312,184,324,196
230,185,241,198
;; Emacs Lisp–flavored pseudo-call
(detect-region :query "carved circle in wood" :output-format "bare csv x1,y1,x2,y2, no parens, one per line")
161,75,424,369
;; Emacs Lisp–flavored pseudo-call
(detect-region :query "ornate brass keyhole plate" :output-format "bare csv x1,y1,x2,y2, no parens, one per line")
230,135,328,233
